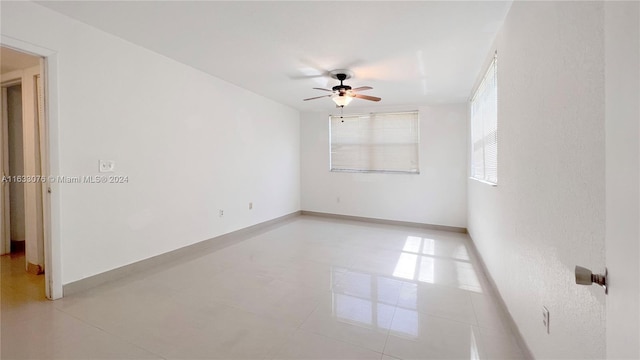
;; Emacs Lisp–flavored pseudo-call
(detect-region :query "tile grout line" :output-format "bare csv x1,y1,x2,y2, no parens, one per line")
299,327,386,358
52,307,168,359
381,302,398,358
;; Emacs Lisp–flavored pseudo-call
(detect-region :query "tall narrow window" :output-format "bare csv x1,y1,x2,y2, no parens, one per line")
470,55,498,184
330,111,419,174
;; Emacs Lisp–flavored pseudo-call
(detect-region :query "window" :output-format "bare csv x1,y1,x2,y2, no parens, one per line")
470,55,498,184
330,111,419,173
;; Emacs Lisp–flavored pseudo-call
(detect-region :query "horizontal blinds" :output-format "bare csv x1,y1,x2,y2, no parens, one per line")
330,111,419,173
471,98,485,180
471,56,498,184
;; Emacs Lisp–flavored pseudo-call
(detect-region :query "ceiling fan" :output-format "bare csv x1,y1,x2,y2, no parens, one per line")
303,69,381,107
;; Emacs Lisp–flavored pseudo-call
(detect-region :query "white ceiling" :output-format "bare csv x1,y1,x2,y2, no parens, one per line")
37,1,511,112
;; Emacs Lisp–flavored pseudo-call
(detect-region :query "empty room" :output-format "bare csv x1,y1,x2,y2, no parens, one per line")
1,1,638,359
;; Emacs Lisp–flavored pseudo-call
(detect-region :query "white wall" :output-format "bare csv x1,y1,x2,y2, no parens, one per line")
1,1,300,285
604,1,640,358
468,2,606,358
301,104,467,228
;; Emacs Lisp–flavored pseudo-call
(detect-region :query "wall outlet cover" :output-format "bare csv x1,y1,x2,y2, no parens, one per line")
99,160,115,173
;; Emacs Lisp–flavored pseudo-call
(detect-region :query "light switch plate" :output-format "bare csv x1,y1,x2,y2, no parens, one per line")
99,160,115,173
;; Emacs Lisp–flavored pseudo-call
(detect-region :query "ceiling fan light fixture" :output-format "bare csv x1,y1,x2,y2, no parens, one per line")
332,94,353,107
303,69,380,105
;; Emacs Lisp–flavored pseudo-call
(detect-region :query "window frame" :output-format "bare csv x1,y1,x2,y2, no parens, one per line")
329,110,420,174
470,54,498,186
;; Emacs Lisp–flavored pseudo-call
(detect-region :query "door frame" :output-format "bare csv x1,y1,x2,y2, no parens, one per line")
1,75,23,257
1,85,13,255
1,36,62,300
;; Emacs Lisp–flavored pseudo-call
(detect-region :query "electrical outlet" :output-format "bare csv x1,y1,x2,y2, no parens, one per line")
219,209,224,217
542,306,550,334
99,160,115,173
249,202,253,210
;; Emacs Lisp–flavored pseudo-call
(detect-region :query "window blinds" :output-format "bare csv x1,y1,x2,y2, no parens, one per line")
330,111,419,173
471,56,498,184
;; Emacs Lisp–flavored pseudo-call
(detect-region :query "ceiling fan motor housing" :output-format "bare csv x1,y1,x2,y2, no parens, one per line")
332,85,352,94
332,73,351,94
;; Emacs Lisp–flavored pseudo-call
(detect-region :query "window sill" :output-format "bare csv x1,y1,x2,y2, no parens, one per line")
331,169,420,175
469,177,497,187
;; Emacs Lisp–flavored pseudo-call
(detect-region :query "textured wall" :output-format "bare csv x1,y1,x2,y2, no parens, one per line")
468,2,606,358
301,104,468,228
604,1,640,357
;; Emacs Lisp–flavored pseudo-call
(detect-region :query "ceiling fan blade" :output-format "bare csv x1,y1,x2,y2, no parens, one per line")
303,94,332,101
340,59,366,70
351,86,373,92
312,87,334,92
288,74,327,80
353,94,381,102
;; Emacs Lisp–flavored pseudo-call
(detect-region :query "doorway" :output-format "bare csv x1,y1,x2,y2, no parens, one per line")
1,46,48,297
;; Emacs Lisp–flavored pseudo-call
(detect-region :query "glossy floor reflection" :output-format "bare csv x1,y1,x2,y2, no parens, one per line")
1,216,524,359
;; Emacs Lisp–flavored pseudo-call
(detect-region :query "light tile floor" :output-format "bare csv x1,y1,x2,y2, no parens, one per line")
1,215,525,359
